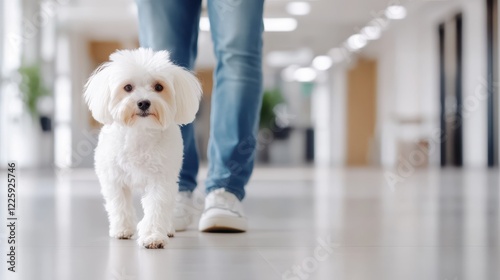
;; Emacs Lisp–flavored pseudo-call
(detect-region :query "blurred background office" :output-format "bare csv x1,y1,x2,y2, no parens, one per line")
0,0,497,170
4,1,500,279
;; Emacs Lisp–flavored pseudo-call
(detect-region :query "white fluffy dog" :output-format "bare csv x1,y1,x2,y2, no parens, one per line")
84,48,201,249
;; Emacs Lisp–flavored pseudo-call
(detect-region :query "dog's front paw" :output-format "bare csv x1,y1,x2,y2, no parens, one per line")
138,233,169,249
110,226,135,239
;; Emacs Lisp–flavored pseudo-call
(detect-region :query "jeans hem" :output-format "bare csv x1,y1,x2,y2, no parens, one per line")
179,183,197,193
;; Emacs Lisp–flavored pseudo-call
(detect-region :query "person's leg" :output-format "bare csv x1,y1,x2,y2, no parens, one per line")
136,0,202,192
205,0,265,200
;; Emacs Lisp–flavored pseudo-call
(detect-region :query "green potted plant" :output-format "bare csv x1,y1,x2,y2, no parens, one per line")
260,88,283,129
260,88,291,139
258,88,291,162
17,64,51,131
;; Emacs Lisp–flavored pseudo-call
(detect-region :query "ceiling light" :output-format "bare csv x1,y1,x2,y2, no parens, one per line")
361,25,381,40
200,17,297,32
266,48,313,67
369,18,390,31
312,56,333,71
264,18,297,32
294,67,317,82
385,5,407,20
286,2,311,16
347,34,367,50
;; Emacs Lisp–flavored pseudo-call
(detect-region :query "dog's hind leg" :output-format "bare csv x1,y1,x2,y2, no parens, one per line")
101,183,137,239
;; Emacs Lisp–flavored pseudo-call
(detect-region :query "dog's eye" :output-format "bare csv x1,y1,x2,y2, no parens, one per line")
154,83,163,92
124,84,133,92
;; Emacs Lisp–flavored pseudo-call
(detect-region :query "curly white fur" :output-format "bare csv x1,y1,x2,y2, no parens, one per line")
84,48,201,249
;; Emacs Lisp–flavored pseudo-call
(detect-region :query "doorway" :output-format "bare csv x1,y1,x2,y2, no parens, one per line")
438,14,463,167
346,57,377,166
487,0,498,166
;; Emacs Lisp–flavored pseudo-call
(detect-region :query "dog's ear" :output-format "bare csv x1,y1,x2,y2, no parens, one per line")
170,66,202,125
83,63,113,125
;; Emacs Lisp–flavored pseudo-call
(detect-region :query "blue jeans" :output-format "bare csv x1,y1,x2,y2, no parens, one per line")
136,0,264,200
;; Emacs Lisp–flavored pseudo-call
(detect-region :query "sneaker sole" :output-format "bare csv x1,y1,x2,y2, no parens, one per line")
199,216,247,232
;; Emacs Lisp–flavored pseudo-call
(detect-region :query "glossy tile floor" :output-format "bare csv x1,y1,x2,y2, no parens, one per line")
1,167,500,280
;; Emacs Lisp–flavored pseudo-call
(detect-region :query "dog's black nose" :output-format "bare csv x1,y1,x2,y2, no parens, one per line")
137,100,151,111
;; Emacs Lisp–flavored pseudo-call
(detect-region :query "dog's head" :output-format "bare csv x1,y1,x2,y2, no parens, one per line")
84,48,201,129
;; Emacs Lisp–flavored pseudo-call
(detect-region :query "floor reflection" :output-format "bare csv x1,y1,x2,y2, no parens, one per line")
2,167,499,280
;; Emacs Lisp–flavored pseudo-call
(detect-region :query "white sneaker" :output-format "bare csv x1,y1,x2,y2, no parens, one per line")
174,191,196,231
198,189,247,232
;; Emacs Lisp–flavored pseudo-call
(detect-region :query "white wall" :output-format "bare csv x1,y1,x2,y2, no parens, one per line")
329,65,347,165
69,32,95,168
462,0,488,167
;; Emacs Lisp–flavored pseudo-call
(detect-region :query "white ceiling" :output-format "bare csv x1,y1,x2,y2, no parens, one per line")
58,0,437,68
60,0,391,48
